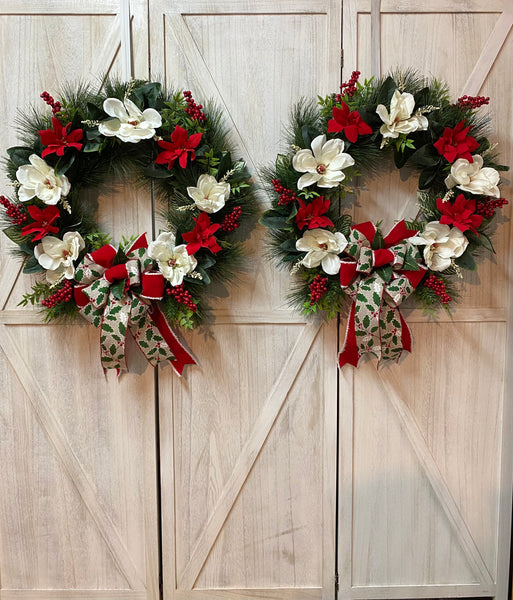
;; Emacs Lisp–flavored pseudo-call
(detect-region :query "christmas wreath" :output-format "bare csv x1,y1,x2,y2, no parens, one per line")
260,70,509,368
1,80,256,374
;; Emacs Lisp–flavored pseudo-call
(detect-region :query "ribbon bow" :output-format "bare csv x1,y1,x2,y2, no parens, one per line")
73,233,196,375
338,220,426,368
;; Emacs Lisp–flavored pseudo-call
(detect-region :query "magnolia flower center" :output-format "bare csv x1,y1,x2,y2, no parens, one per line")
316,164,327,175
128,120,140,126
318,242,328,251
168,258,176,267
44,178,54,188
62,249,70,258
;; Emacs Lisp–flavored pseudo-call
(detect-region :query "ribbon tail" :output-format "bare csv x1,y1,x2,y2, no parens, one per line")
398,309,412,355
338,302,361,369
150,304,197,376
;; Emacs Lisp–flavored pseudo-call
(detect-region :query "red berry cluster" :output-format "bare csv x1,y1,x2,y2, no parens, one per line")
41,280,74,308
424,274,452,304
183,91,206,123
40,91,62,114
457,95,489,110
167,284,197,312
309,274,328,305
220,205,242,232
0,195,27,225
336,70,361,101
272,179,298,206
475,197,508,219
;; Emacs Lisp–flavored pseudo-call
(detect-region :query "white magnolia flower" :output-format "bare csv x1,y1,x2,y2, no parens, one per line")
98,97,162,143
296,228,348,275
292,134,355,189
34,231,85,283
376,90,428,141
444,154,500,197
16,154,70,205
148,231,197,286
410,221,468,272
187,174,230,213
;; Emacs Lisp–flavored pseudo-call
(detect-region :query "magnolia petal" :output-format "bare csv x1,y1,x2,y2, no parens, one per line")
310,134,327,160
376,104,391,125
123,98,144,119
142,107,162,128
29,154,52,174
321,253,342,275
317,171,344,188
103,98,128,120
319,138,345,164
328,152,355,171
297,172,320,190
292,150,318,173
302,250,324,269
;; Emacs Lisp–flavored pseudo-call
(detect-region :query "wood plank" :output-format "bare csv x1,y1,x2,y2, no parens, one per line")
355,0,503,12
461,7,513,95
176,322,323,589
0,326,146,591
0,1,120,13
376,369,494,585
349,583,496,598
1,307,507,325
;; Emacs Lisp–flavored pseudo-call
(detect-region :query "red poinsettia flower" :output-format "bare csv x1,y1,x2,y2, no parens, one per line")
182,211,222,255
155,125,203,169
327,102,373,143
20,204,60,241
38,117,83,157
433,120,479,163
436,193,483,234
295,196,334,230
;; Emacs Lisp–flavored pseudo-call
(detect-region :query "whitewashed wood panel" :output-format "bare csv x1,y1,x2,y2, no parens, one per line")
150,1,341,598
0,2,160,599
340,2,513,600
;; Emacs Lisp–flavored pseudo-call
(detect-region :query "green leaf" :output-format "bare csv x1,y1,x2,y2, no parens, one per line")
23,256,43,274
372,292,381,306
109,344,117,355
356,293,367,302
102,323,114,333
409,144,441,169
275,154,291,172
259,213,291,230
418,167,439,190
119,322,127,336
7,146,32,167
376,264,393,283
455,251,477,271
362,314,370,328
279,238,301,253
217,151,232,179
3,225,24,245
55,153,75,176
86,102,104,120
110,279,125,300
131,81,162,109
83,142,101,153
144,162,174,179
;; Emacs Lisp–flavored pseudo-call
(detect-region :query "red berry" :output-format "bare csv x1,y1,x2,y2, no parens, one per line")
309,274,328,305
220,206,242,232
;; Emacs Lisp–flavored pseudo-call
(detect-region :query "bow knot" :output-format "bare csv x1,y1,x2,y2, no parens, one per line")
338,220,426,369
73,233,195,375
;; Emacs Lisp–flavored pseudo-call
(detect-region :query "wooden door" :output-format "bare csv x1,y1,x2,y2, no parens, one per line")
0,2,160,599
149,1,341,598
339,2,513,600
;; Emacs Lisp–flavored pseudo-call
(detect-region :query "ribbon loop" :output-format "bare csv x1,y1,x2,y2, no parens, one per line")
338,220,425,368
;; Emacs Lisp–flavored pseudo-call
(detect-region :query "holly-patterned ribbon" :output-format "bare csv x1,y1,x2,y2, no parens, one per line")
338,220,426,368
73,233,196,375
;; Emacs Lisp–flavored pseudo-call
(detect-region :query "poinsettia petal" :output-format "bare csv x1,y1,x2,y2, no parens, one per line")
170,125,188,145
327,119,343,133
187,132,203,149
344,124,359,143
